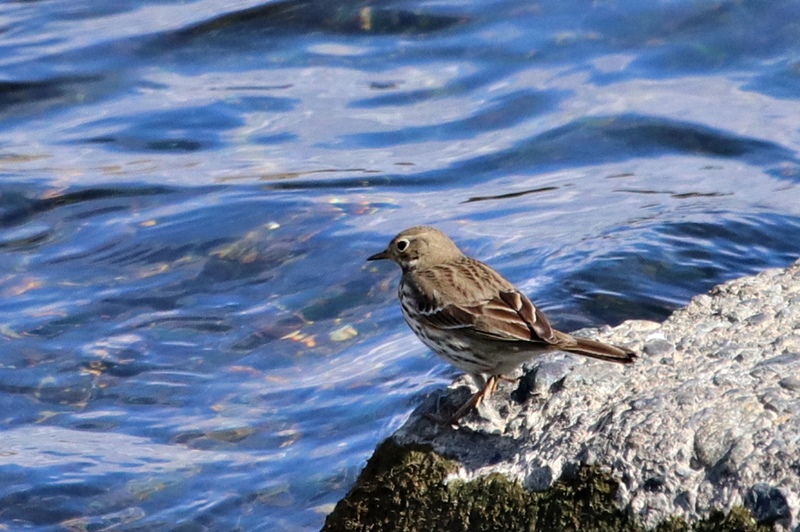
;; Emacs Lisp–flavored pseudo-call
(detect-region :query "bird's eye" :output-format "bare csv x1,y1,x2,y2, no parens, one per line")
396,239,409,252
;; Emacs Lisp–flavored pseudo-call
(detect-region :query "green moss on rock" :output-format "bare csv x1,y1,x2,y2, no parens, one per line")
533,467,633,532
652,507,769,532
322,438,769,532
322,438,458,531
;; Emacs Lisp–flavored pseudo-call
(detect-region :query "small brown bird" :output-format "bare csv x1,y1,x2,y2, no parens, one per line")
368,226,636,424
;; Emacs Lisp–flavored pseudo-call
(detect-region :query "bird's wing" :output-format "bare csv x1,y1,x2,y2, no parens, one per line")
411,261,558,345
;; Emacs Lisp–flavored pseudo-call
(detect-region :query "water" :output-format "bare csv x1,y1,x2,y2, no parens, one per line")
2,0,800,529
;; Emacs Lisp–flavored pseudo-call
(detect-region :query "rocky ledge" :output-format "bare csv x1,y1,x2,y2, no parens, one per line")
324,259,800,532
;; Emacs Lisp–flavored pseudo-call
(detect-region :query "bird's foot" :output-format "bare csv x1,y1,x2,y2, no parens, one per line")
424,375,500,426
423,412,459,426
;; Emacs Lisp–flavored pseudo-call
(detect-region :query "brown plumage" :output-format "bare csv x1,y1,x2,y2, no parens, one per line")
368,226,636,423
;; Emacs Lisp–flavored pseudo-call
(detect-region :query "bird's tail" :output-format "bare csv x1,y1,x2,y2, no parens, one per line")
555,331,637,364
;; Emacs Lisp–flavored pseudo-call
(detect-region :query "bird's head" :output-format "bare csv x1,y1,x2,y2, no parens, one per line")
367,226,463,272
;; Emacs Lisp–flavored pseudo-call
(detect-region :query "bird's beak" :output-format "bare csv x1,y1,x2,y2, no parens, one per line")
367,248,391,261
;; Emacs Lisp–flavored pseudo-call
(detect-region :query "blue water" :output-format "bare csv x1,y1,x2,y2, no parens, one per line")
2,0,800,529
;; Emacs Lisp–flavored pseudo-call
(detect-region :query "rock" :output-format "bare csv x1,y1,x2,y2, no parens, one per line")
324,259,800,532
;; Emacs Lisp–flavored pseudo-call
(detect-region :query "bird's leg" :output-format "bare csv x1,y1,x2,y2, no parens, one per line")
425,375,500,425
451,374,500,420
486,374,500,395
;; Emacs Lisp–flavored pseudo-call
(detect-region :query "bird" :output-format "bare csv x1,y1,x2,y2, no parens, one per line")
367,225,636,424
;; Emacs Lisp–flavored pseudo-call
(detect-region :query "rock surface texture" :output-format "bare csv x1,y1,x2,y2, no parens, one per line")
325,259,800,531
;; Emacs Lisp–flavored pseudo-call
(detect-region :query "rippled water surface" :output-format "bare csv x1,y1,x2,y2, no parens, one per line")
3,0,800,529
